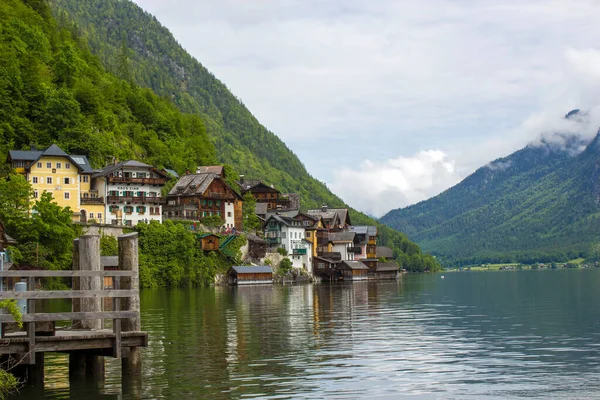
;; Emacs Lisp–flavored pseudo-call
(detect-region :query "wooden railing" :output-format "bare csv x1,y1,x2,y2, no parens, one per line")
107,195,165,204
0,269,138,362
107,176,166,185
80,197,105,205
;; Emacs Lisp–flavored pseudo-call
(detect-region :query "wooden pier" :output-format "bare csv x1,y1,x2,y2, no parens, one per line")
0,233,146,387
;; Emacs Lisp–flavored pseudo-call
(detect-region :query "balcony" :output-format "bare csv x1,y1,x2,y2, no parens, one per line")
107,176,166,185
206,192,235,199
347,246,362,254
107,195,165,204
81,197,105,205
318,252,341,261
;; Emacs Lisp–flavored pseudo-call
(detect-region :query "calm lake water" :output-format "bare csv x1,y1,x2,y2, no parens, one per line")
15,269,600,399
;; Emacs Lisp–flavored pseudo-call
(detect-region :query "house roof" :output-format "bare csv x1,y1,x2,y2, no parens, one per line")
246,233,267,244
339,260,369,270
168,173,241,199
163,168,180,178
93,160,168,178
376,262,399,272
266,209,299,219
377,246,394,259
306,207,351,229
198,233,220,239
230,266,273,274
196,165,224,176
70,155,93,174
329,231,356,243
8,145,86,172
4,233,16,245
350,225,378,236
237,180,280,193
100,256,119,268
281,193,300,209
255,203,268,215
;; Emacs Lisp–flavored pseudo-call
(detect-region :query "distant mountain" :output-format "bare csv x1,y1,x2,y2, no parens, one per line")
380,117,600,265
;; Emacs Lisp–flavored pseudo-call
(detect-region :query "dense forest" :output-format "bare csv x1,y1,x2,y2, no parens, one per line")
45,0,440,271
381,126,600,266
0,0,439,271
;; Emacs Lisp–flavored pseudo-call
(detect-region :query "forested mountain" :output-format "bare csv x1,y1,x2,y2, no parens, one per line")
380,123,600,266
1,0,438,270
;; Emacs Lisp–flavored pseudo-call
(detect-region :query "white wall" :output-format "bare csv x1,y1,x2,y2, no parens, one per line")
224,201,235,228
332,242,354,261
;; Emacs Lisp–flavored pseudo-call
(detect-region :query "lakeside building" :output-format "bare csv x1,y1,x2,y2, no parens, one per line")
237,178,299,211
7,145,103,223
306,205,352,231
91,160,168,227
264,214,313,271
164,172,243,230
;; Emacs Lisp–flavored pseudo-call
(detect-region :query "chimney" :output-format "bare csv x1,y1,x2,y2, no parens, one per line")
185,169,191,175
239,174,245,184
322,204,328,212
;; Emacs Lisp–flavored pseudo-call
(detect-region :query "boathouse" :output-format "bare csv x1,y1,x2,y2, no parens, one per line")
337,260,369,281
228,266,273,285
370,262,399,280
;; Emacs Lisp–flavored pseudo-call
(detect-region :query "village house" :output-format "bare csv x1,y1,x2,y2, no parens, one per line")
306,205,352,231
198,234,220,252
7,145,103,223
264,214,313,271
0,221,17,253
164,172,243,230
328,231,359,261
91,160,168,227
237,177,299,211
338,260,369,281
350,226,378,260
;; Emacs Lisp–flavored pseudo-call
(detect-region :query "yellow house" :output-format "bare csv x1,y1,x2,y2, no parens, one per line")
7,145,104,223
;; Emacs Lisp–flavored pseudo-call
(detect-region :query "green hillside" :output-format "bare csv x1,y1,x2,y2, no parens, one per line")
1,0,439,271
380,130,600,266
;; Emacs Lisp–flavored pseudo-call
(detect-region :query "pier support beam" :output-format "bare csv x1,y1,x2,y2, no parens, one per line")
119,233,142,382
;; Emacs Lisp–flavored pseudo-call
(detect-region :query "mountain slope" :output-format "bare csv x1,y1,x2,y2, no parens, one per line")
31,0,439,270
380,131,600,265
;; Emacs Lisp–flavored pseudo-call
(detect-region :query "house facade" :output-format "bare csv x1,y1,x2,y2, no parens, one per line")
92,160,168,226
164,173,243,230
7,145,103,222
264,215,312,270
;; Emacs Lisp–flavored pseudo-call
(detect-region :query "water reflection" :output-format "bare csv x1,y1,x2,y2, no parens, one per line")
12,270,600,399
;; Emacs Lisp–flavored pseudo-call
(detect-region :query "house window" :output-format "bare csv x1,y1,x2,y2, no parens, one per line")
64,177,70,185
282,232,286,239
46,162,52,169
227,212,232,217
65,163,71,169
32,177,38,184
89,212,94,219
97,213,102,221
56,162,61,169
37,162,42,168
64,192,70,200
82,175,89,183
46,177,52,184
307,232,312,238
33,191,38,198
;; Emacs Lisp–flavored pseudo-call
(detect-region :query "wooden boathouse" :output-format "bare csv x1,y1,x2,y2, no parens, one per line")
337,260,369,281
228,266,273,285
0,233,146,389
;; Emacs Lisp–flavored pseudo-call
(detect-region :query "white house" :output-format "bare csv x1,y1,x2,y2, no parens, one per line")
264,215,313,272
92,160,169,226
329,231,357,261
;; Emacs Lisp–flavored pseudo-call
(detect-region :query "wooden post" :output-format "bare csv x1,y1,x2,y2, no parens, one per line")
118,233,142,380
79,235,101,330
71,239,81,328
26,276,35,365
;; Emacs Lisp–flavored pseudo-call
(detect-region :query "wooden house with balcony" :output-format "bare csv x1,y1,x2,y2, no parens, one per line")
349,226,378,260
238,179,281,210
92,160,168,226
164,172,243,230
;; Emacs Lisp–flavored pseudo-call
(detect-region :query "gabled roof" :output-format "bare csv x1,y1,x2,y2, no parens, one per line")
329,231,356,243
8,145,85,172
163,168,180,178
306,207,351,229
377,246,394,259
196,165,223,176
338,260,369,270
70,155,93,174
255,203,268,215
230,266,273,274
198,233,220,239
246,233,267,244
168,173,241,199
237,180,280,193
376,262,399,272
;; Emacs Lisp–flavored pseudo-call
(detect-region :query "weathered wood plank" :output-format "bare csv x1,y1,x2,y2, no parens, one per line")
0,270,135,277
27,277,36,364
0,311,138,323
0,290,138,300
0,334,147,355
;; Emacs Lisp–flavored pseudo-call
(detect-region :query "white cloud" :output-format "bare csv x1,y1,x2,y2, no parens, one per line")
328,150,461,217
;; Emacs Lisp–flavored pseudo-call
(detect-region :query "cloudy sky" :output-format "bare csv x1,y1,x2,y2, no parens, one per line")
133,0,600,217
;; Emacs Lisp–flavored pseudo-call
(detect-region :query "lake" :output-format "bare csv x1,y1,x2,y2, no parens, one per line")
14,269,600,399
